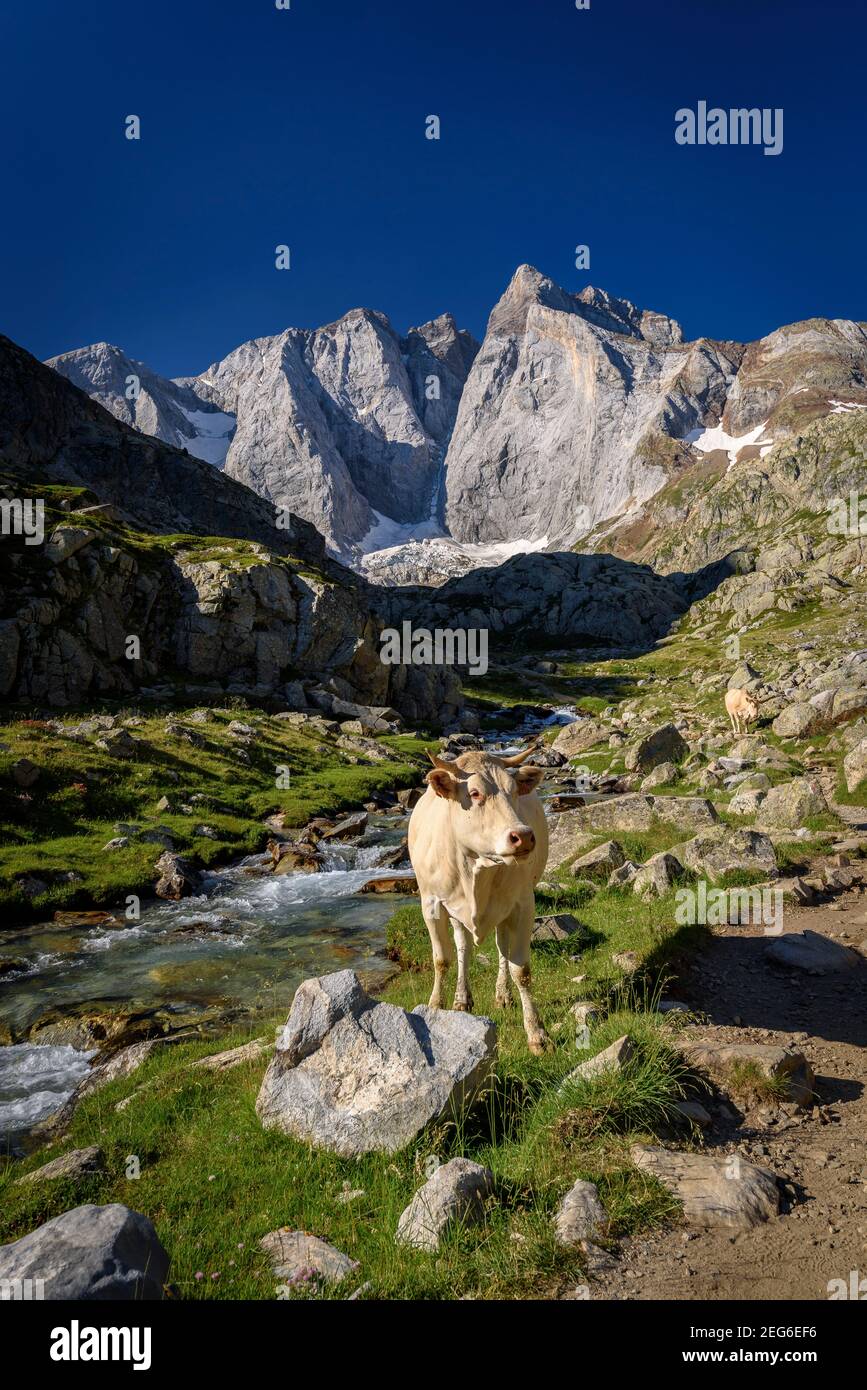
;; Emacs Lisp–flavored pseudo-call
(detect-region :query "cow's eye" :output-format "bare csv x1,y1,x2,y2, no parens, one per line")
469,788,483,802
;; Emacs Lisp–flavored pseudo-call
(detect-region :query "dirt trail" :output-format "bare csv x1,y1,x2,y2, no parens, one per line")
598,891,867,1301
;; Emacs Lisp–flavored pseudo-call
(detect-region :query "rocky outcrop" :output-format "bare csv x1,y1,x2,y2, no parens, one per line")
384,550,690,648
0,521,460,720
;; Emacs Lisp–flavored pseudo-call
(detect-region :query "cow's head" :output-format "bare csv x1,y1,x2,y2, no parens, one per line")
424,744,544,860
742,695,759,724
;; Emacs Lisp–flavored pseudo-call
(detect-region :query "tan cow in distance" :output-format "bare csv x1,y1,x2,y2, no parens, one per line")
408,741,550,1054
725,686,763,734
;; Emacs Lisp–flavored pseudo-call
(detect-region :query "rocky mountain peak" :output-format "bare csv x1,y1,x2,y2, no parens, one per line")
576,285,684,347
487,264,578,336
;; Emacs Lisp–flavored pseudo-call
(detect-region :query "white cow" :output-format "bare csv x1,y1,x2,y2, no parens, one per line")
724,687,760,734
408,742,550,1054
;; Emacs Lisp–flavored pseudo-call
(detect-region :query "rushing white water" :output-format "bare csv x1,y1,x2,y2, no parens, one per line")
0,1043,96,1143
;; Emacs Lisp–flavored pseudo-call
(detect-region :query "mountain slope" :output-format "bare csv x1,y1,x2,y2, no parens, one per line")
47,342,236,467
3,334,321,562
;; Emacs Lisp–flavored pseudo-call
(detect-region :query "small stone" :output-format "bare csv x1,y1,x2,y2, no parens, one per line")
261,1229,358,1285
562,1034,634,1086
12,758,40,788
532,913,586,943
15,1146,104,1185
554,1179,607,1246
396,1158,495,1252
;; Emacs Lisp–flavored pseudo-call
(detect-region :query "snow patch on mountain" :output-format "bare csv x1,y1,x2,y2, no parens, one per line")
685,420,774,468
176,405,236,466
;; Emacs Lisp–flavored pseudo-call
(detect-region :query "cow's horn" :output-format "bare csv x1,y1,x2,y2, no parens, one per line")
426,750,457,771
498,739,543,766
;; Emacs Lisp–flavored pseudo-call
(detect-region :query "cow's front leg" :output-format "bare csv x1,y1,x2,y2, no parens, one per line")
451,921,474,1012
422,896,453,1008
507,900,550,1055
494,922,513,1008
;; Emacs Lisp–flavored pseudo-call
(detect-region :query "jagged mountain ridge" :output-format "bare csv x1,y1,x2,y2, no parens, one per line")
46,267,867,581
49,311,479,560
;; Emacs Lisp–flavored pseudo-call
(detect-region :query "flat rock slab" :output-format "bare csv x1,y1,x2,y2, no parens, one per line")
256,970,497,1155
532,913,586,943
260,1229,358,1285
631,1145,780,1231
681,1041,815,1106
191,1039,272,1071
0,1203,169,1299
764,929,862,975
572,794,717,833
358,874,418,894
76,1039,164,1098
15,1146,104,1186
678,827,777,880
396,1158,495,1251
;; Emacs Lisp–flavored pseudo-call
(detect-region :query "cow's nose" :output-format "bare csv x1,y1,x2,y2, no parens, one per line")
508,828,535,852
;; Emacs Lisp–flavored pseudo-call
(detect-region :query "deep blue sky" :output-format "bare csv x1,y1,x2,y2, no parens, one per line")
2,0,866,377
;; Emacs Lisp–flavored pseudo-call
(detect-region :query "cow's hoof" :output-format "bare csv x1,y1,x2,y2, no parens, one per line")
528,1032,552,1056
453,998,474,1013
494,993,513,1009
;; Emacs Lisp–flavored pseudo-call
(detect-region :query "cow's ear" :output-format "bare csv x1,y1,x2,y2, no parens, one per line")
515,766,544,795
426,768,461,799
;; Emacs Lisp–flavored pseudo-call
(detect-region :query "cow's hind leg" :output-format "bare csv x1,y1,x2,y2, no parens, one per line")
451,921,474,1012
422,896,453,1008
494,922,513,1008
506,901,550,1055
